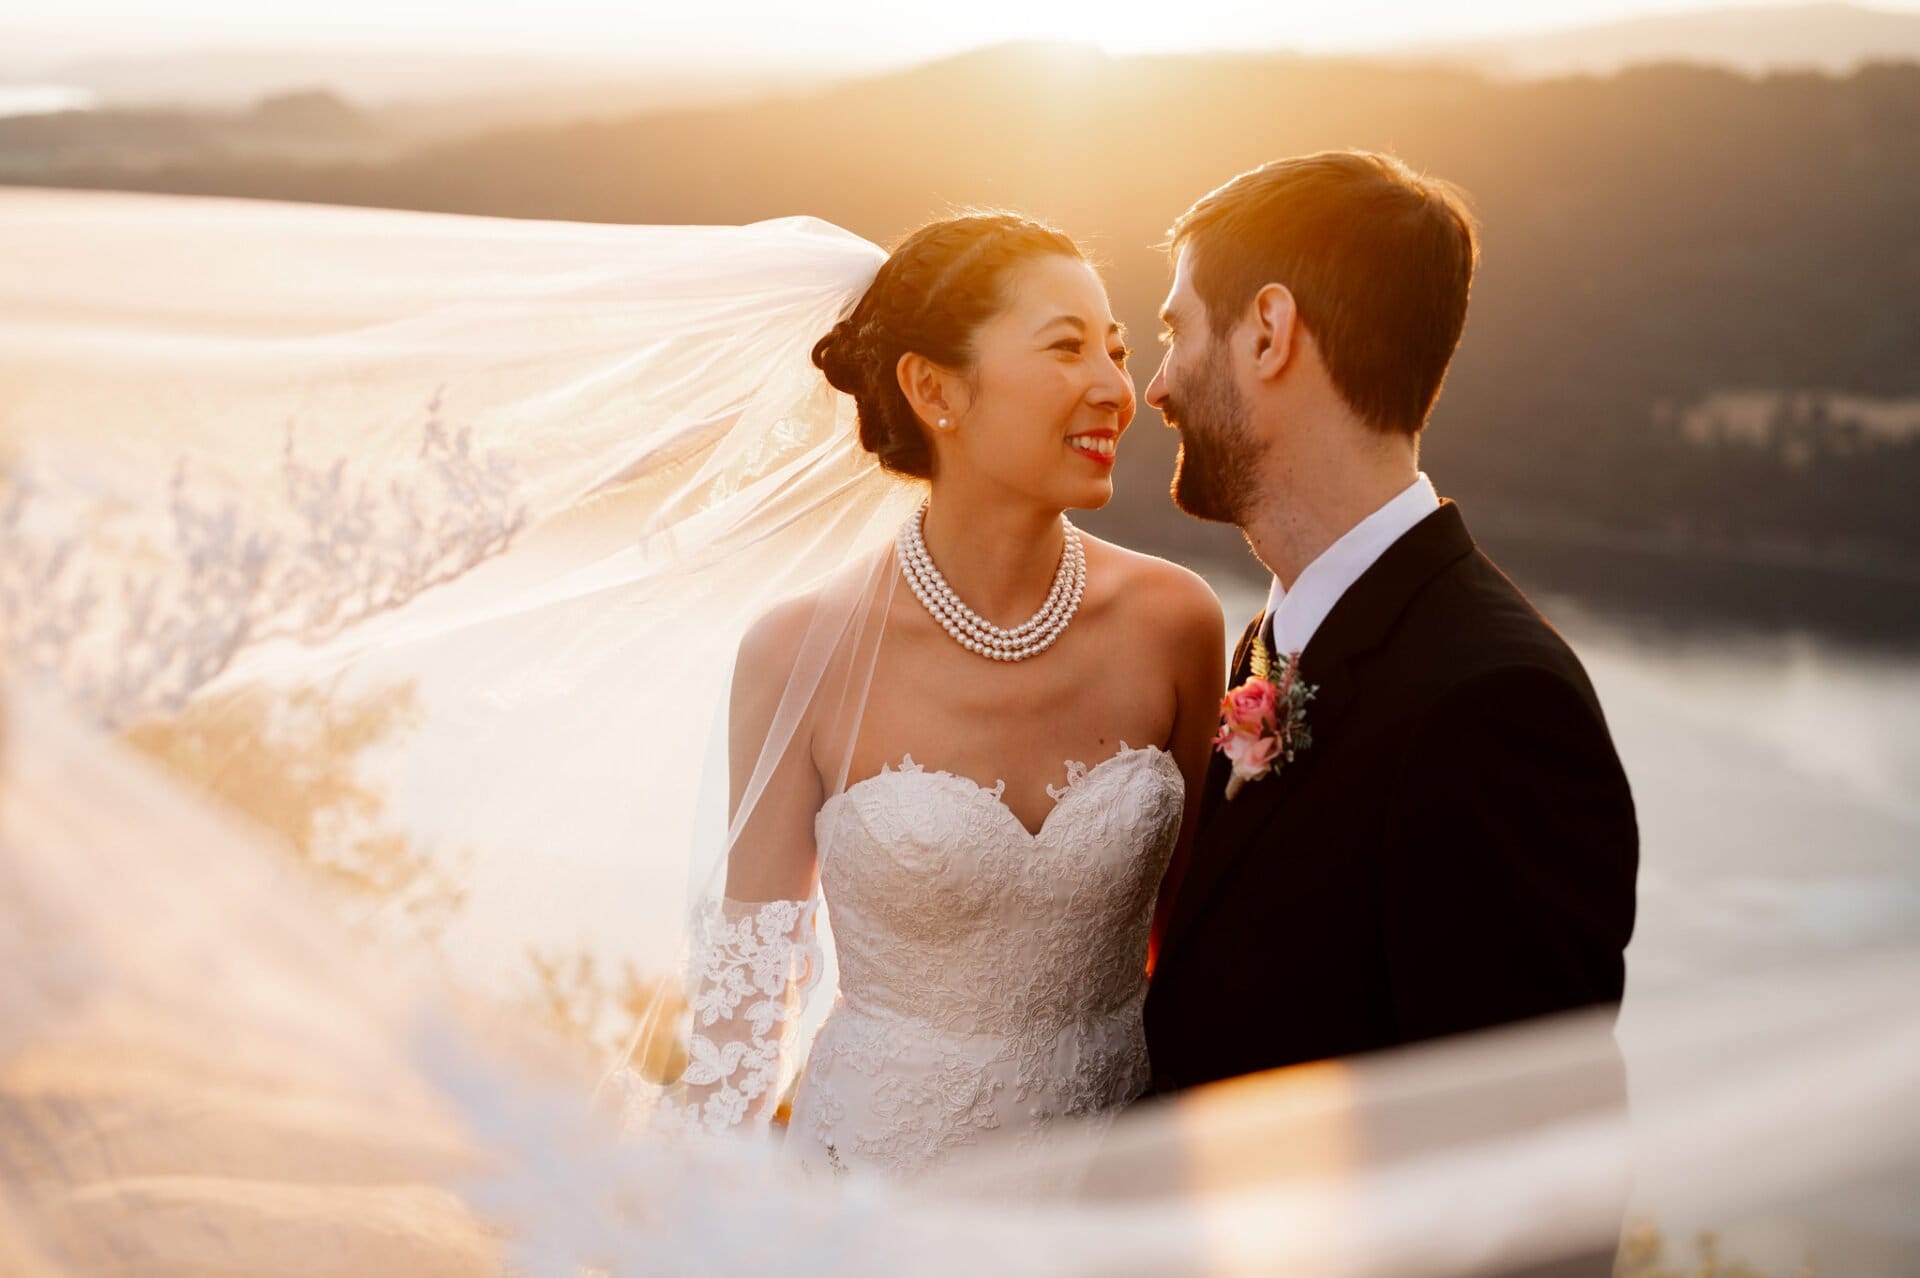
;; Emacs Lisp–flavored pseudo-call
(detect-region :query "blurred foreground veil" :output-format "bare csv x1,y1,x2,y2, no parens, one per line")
2,188,1918,1277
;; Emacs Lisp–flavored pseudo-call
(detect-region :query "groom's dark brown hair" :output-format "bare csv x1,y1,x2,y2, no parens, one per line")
1169,150,1479,436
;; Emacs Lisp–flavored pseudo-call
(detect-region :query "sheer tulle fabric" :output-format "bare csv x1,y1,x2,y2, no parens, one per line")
0,188,927,1162
3,189,1917,1276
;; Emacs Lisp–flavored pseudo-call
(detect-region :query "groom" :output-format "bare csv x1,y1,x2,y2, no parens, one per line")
1143,153,1638,1095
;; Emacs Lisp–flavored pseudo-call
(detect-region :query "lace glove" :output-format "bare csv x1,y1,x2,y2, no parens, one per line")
661,894,823,1136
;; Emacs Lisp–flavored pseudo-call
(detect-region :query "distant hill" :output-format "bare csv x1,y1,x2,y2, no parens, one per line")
1408,2,1920,78
10,49,600,106
7,44,1920,591
1,46,840,114
0,90,395,172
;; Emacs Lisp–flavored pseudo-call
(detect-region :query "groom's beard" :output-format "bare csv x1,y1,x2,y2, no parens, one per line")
1167,345,1261,524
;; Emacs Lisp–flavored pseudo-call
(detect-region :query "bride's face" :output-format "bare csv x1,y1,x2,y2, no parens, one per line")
938,255,1135,510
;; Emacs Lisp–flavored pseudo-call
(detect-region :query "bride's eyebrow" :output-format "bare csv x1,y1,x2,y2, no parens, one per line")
1035,315,1127,338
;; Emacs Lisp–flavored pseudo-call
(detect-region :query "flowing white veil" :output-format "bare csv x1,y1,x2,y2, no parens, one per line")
2,187,1917,1277
0,185,913,1072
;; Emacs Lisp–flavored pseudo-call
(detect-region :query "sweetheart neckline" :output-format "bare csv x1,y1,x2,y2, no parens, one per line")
821,742,1178,842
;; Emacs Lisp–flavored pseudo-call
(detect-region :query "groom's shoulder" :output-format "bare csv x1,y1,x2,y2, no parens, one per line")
1397,544,1599,703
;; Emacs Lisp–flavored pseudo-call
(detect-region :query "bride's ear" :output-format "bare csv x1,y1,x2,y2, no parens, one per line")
896,351,968,433
1247,283,1298,382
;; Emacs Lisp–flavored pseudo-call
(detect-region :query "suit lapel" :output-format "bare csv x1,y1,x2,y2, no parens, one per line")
1157,500,1477,964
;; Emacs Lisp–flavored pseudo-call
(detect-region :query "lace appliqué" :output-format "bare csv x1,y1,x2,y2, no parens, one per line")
1045,739,1132,802
893,752,1006,802
671,895,822,1136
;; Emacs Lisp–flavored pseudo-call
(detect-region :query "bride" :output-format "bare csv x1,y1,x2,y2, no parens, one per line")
656,212,1225,1175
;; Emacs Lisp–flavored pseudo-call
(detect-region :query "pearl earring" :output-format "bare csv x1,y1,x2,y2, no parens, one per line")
937,417,950,429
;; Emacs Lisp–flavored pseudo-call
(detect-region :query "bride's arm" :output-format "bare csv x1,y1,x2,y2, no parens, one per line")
723,598,827,902
1147,565,1228,973
670,597,830,1134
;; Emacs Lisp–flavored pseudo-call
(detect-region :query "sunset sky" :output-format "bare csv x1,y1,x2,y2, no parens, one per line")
8,0,1919,69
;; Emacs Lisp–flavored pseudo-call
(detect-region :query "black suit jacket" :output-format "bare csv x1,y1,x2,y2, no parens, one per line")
1144,499,1638,1093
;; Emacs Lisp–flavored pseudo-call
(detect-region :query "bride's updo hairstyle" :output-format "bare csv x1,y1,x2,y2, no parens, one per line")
812,212,1083,480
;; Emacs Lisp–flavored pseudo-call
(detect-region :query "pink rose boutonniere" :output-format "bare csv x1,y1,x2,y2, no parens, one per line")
1213,634,1317,800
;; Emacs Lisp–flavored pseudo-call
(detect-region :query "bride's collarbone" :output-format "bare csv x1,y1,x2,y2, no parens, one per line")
859,672,1161,759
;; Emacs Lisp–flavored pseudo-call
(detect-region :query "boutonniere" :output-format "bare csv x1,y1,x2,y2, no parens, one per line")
1213,634,1317,800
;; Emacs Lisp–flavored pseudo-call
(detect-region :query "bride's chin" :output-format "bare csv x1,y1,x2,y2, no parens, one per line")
1025,467,1112,511
1070,481,1115,511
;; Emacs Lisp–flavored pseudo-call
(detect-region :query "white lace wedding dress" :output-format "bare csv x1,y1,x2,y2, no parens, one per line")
782,742,1184,1179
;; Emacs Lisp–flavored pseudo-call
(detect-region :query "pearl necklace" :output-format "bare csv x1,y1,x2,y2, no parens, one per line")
896,502,1084,662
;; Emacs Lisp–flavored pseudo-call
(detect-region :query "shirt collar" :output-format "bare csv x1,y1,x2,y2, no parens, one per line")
1261,472,1441,654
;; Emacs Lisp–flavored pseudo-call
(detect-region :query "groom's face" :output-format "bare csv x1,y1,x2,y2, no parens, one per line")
1147,249,1261,524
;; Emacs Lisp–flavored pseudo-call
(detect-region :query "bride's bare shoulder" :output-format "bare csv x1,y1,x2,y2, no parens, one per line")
1080,532,1223,644
736,589,826,671
731,592,827,725
734,557,888,685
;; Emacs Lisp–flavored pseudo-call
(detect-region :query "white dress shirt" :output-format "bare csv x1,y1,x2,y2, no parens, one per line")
1258,472,1441,654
